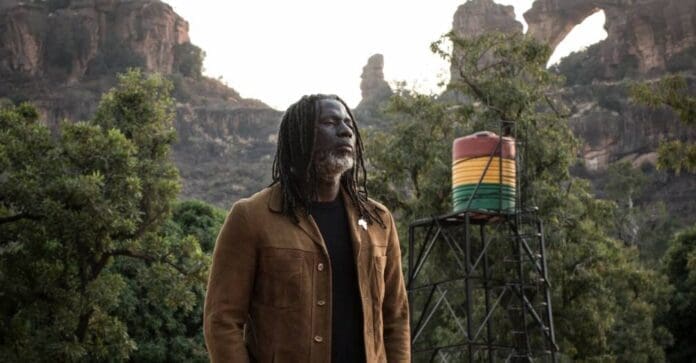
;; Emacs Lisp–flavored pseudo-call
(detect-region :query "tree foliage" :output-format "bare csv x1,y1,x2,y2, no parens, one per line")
0,70,213,361
661,224,696,362
366,32,671,361
631,75,696,174
173,42,206,79
600,162,677,263
365,91,471,226
112,200,224,363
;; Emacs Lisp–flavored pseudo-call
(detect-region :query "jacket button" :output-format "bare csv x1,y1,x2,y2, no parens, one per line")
317,263,325,271
314,335,323,343
317,300,326,306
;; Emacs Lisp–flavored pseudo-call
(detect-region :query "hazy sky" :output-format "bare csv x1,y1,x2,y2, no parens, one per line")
166,0,607,110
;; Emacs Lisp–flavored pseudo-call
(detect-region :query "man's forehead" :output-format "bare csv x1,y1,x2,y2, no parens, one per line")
318,99,347,114
319,98,345,110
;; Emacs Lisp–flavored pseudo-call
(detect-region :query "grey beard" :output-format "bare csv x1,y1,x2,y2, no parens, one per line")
313,150,355,181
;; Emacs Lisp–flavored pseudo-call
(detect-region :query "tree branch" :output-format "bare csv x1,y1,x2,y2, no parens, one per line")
0,213,42,225
108,249,194,279
111,209,167,242
544,94,570,119
76,308,93,342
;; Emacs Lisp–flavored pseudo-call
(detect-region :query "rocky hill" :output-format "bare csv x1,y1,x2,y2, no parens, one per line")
523,0,696,170
0,0,188,83
450,0,522,84
526,0,696,80
523,0,696,221
0,0,281,207
353,53,393,130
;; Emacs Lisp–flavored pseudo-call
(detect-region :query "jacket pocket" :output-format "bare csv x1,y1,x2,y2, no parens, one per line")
257,251,304,309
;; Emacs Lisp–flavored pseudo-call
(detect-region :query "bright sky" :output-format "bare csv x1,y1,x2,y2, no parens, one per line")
166,0,607,110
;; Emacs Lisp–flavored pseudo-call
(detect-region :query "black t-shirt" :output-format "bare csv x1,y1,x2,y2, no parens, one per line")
310,197,366,363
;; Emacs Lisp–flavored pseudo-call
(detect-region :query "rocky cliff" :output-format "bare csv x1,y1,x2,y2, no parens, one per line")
521,0,696,174
0,0,190,83
0,0,280,207
452,0,521,38
450,0,522,86
356,54,392,111
354,54,393,129
525,0,696,80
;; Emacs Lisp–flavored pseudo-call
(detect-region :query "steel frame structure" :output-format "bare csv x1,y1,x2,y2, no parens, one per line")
407,210,558,362
406,120,558,362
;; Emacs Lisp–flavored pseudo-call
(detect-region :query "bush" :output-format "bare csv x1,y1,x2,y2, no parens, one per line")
173,42,205,78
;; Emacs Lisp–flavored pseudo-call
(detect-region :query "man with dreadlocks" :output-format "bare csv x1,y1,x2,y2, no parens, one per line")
204,94,410,363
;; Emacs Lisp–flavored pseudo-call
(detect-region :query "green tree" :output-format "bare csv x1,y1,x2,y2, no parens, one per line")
171,200,226,253
113,201,224,363
173,43,206,79
661,225,696,362
367,32,671,361
631,75,696,174
601,162,677,262
0,70,207,362
365,90,472,227
603,161,647,247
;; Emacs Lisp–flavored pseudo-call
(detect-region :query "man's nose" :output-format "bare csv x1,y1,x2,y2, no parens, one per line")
337,121,353,138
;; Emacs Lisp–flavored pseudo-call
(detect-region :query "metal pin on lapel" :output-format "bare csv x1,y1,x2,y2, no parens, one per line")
358,218,367,230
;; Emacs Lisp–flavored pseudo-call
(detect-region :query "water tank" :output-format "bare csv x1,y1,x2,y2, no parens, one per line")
452,131,516,214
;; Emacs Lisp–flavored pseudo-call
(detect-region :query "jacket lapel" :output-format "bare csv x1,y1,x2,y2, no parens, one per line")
267,183,326,250
341,189,365,262
266,183,366,258
297,215,324,248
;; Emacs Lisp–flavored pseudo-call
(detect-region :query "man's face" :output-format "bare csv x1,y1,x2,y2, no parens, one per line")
312,99,356,179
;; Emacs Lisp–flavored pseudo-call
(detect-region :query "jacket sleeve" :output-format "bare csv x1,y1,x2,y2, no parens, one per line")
204,201,256,363
382,212,411,362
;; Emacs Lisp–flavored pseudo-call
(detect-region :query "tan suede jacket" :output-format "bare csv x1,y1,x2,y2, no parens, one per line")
203,184,411,363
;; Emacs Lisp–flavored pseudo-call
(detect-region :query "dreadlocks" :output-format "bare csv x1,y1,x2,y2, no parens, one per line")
270,94,385,228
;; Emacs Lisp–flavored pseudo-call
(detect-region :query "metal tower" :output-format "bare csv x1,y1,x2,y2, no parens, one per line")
407,121,559,362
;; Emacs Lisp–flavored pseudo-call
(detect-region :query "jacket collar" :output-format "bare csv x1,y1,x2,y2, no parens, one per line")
267,183,283,213
267,182,364,216
266,183,365,251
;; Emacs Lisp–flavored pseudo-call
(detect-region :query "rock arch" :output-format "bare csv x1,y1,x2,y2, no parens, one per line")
523,0,696,76
524,1,604,53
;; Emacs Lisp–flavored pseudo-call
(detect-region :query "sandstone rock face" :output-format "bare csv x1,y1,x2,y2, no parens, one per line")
452,0,522,39
0,0,190,83
525,0,696,78
353,54,395,130
448,0,522,89
523,0,696,219
355,53,392,122
0,0,280,207
564,78,696,224
358,54,392,107
0,3,43,76
524,0,696,176
561,80,696,173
